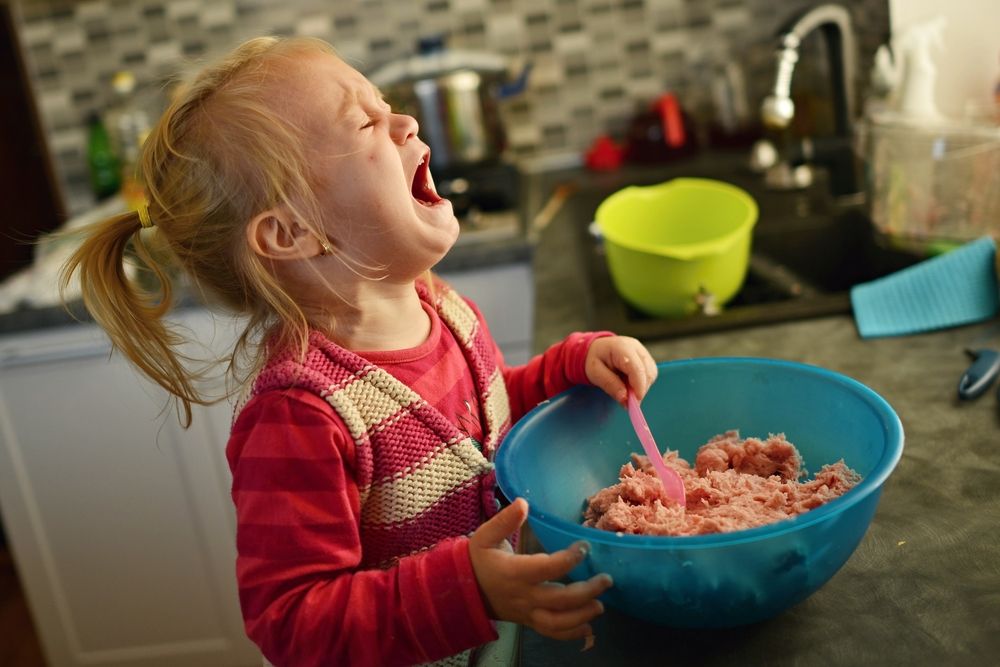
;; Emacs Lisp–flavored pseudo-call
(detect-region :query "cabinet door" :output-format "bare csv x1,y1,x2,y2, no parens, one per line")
0,313,259,666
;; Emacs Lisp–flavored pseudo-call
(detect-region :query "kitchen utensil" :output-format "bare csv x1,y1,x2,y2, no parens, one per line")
594,178,758,317
529,183,575,238
495,357,904,628
625,388,685,506
850,236,999,338
368,36,530,171
958,348,1000,400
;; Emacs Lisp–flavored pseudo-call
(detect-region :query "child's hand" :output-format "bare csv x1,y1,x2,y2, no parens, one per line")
469,498,613,641
585,335,658,404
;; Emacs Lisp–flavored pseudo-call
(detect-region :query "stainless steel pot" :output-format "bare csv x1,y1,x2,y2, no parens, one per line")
369,39,530,171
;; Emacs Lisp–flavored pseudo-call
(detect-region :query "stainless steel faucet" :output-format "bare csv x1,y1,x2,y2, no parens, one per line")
758,4,860,197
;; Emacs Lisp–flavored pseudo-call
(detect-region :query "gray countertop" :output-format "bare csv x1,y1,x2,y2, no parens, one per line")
523,163,1000,665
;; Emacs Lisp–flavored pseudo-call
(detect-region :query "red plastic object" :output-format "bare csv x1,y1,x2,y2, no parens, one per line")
623,92,695,164
655,93,686,148
584,134,624,171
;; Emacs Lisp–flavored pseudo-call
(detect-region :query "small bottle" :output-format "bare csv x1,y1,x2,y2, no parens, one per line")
85,112,120,201
891,17,946,123
104,70,151,210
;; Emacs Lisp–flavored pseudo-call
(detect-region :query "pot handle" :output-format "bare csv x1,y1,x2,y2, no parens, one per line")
498,61,533,99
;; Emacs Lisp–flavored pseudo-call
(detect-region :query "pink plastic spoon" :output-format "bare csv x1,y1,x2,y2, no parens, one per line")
625,388,686,507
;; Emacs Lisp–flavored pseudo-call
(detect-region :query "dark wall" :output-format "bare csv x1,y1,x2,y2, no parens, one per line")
0,0,64,282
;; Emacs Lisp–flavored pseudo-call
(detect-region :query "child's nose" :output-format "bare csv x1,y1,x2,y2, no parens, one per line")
391,113,419,144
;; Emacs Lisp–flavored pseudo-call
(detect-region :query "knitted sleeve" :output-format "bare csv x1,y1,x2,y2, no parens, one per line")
226,389,497,667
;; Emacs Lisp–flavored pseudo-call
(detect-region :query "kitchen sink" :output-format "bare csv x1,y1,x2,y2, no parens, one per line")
565,159,927,339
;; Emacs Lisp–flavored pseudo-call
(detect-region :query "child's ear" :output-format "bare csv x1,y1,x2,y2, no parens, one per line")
246,207,326,260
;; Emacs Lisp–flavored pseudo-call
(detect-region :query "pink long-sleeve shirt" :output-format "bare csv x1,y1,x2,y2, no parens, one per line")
227,287,610,666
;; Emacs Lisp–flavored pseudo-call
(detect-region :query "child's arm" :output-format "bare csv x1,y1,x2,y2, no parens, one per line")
227,389,497,666
474,308,656,420
455,295,606,418
500,330,615,419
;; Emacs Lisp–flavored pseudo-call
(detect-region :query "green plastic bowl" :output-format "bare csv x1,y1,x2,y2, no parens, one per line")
595,178,759,317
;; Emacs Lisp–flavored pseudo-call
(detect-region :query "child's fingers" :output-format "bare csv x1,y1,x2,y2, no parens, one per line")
644,352,658,385
530,606,602,641
531,599,605,633
620,342,659,400
621,362,649,400
510,540,591,583
533,622,595,642
632,364,655,400
470,498,528,549
535,575,614,611
588,360,628,403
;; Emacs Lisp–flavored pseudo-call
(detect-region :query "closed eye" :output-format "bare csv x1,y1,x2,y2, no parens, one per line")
360,117,376,130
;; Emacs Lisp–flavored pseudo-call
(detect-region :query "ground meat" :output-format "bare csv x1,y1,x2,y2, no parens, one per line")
583,430,861,536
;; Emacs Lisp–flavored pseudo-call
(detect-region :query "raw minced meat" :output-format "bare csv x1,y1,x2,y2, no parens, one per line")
583,430,861,536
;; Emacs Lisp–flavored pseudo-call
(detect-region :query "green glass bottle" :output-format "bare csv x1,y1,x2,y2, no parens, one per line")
86,111,120,200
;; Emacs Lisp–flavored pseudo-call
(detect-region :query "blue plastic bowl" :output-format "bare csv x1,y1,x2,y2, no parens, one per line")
495,357,904,628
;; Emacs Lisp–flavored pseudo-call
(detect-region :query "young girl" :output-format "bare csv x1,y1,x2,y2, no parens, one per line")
62,36,658,666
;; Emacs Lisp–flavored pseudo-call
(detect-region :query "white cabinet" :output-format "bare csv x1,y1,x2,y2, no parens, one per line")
439,261,534,365
0,310,259,667
0,262,533,667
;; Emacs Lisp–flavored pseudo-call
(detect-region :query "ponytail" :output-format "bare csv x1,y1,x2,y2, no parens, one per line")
58,35,350,428
59,210,208,427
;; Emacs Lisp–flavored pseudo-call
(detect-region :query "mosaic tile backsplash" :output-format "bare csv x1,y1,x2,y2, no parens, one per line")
14,0,889,215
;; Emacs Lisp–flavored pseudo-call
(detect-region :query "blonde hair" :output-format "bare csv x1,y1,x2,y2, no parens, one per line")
60,36,338,427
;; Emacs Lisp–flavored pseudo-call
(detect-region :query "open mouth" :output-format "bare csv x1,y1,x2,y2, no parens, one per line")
411,153,444,206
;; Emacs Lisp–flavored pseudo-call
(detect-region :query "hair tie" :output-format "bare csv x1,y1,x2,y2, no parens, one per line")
137,202,154,229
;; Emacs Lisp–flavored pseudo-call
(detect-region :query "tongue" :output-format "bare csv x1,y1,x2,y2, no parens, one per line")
412,163,441,205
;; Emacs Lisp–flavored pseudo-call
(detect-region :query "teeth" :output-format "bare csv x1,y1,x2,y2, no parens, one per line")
418,158,425,166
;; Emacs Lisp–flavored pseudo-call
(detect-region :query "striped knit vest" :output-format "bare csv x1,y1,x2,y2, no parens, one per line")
247,281,513,570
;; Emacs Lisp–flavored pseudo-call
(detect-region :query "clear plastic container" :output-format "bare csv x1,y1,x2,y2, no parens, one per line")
862,113,1000,248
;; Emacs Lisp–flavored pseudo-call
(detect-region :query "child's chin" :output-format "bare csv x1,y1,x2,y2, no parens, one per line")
414,195,453,214
419,197,458,230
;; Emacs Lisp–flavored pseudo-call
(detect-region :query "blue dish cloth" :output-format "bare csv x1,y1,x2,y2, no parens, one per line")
850,236,999,338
